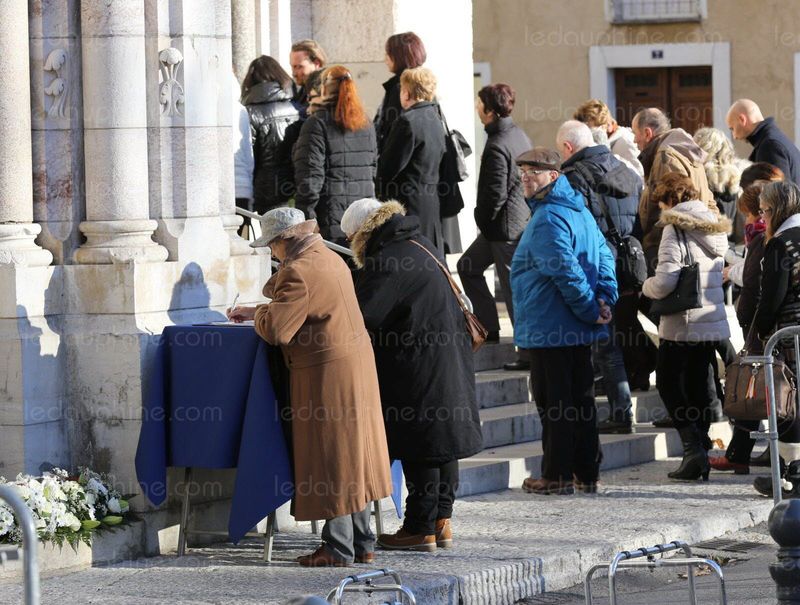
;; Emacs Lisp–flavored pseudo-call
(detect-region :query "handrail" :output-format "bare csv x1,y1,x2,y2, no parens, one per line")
0,485,40,605
235,207,474,312
234,207,353,257
743,326,800,505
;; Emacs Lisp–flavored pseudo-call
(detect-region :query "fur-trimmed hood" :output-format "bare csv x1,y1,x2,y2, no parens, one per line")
350,201,406,268
658,199,732,256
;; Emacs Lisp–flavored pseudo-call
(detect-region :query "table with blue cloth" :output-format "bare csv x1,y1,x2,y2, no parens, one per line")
134,324,403,554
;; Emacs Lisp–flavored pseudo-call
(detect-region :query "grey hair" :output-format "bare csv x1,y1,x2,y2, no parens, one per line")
761,181,800,240
556,120,594,152
693,127,742,195
633,108,671,135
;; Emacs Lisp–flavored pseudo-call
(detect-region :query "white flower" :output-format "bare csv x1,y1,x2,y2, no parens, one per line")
63,512,81,532
107,498,121,514
0,503,14,537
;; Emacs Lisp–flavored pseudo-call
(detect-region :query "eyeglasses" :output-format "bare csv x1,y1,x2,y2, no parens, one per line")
519,168,549,179
759,207,774,216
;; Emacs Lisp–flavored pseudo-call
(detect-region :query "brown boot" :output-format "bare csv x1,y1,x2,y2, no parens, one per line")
377,528,436,552
435,519,452,549
522,477,574,495
354,551,375,564
296,545,349,567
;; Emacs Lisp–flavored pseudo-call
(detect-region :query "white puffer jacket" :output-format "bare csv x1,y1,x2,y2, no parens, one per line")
643,200,732,342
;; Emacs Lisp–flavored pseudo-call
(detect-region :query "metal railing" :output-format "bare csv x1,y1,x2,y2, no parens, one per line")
741,325,800,505
0,485,40,605
585,541,726,604
326,569,416,604
235,206,475,313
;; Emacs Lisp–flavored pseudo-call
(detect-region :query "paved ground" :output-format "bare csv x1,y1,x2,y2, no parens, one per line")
0,458,777,604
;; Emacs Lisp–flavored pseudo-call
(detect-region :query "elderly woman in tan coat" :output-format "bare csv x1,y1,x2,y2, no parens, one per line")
228,207,392,567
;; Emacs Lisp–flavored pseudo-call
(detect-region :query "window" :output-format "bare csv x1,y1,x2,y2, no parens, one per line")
608,0,705,24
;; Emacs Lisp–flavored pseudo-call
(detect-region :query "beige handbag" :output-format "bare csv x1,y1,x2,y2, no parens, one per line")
724,326,797,421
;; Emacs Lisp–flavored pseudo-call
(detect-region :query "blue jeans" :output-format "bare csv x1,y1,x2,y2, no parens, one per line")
593,318,633,422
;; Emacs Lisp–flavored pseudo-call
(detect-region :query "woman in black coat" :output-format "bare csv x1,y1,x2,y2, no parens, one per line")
457,83,531,347
751,181,800,498
293,65,377,245
343,199,483,552
374,32,426,154
376,67,446,253
241,56,300,214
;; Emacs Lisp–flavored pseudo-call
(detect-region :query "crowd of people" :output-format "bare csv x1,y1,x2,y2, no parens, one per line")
226,32,800,567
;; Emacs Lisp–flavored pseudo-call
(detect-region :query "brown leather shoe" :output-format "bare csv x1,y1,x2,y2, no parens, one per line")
377,528,437,552
296,545,349,567
354,551,375,564
522,477,574,495
435,518,452,549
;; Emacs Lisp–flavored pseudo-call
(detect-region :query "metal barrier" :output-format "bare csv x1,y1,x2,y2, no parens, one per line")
235,206,476,313
0,485,40,605
740,325,800,505
584,541,726,605
326,569,416,604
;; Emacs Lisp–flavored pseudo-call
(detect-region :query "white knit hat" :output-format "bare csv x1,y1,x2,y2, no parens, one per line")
340,198,383,237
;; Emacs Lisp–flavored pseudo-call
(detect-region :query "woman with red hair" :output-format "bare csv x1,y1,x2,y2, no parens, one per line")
293,65,377,244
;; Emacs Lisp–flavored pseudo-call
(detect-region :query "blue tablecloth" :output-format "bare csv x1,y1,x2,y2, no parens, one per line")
135,324,402,544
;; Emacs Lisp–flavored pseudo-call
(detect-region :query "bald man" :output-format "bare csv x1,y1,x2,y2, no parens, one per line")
727,99,800,184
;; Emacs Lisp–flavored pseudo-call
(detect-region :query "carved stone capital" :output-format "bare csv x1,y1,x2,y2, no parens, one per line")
75,220,168,264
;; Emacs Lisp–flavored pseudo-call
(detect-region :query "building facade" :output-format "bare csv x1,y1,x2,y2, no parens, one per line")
474,0,800,156
0,0,476,549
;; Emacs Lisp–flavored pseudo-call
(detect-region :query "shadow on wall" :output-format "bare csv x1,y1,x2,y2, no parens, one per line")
167,262,227,326
13,303,68,476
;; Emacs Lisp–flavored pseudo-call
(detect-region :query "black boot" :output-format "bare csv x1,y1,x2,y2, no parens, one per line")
753,460,798,498
668,426,710,481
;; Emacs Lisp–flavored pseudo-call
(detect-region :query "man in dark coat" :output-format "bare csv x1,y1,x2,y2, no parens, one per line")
727,99,800,185
343,199,483,552
558,120,641,435
457,84,531,367
376,68,446,254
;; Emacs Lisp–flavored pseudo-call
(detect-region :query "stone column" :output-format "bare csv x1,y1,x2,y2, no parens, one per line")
231,0,257,82
0,0,52,267
29,0,86,265
75,1,167,264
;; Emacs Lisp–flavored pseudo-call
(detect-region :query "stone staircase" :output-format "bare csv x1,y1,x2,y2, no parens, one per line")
460,337,732,498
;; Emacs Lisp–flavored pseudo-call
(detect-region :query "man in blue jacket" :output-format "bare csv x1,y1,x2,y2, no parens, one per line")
511,147,618,496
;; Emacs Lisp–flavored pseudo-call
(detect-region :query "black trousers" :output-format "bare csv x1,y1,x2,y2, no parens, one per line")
401,459,459,535
528,345,600,483
656,340,717,431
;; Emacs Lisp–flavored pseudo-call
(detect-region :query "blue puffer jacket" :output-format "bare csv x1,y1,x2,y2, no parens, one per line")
511,175,618,349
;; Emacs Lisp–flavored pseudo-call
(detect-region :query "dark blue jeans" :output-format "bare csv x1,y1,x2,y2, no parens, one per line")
593,316,633,422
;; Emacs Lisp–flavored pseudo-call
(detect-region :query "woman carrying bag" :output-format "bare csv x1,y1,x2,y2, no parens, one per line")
642,174,731,481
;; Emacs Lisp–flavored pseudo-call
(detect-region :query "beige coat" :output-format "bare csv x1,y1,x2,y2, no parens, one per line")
254,237,392,521
642,200,732,343
639,129,715,262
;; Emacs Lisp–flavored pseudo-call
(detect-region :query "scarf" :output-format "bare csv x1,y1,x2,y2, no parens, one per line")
744,218,767,246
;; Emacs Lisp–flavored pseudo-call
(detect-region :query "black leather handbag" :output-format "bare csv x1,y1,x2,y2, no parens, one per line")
650,228,703,316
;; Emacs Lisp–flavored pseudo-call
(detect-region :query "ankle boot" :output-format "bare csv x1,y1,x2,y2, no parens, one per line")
668,426,710,481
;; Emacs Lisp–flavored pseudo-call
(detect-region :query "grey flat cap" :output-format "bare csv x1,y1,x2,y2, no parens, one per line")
250,207,306,248
515,146,562,171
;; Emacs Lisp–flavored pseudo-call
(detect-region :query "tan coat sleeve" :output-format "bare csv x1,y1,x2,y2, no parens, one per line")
254,265,309,346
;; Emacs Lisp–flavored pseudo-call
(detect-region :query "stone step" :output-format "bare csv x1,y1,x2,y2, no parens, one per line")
475,369,529,408
479,402,542,448
457,421,732,498
473,338,517,372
